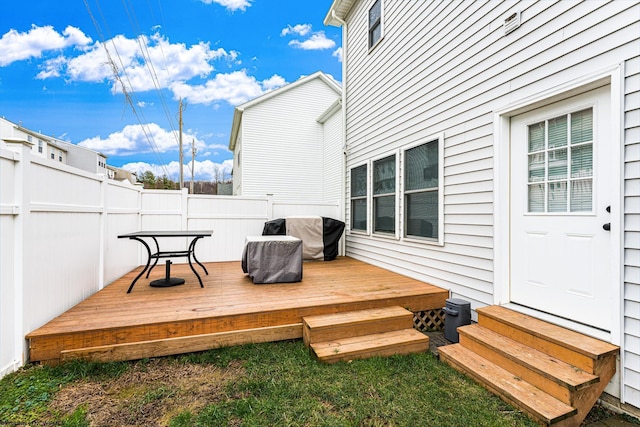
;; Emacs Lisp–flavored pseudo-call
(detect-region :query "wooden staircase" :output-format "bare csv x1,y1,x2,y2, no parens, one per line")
439,306,619,427
303,306,429,363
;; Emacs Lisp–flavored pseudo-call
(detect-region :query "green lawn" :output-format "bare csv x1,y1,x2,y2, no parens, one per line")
0,340,541,426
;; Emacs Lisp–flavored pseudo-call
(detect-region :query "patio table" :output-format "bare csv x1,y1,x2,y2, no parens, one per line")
118,230,212,293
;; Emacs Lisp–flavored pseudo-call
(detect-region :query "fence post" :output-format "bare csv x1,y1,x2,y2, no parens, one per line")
266,194,274,221
98,175,107,289
4,140,32,369
181,188,189,230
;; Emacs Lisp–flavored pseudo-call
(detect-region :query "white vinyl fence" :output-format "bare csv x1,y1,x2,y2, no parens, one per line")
0,141,341,378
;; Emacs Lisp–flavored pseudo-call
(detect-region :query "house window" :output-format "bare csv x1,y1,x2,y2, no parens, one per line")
38,140,43,153
50,151,55,160
28,135,33,142
350,164,368,231
368,0,383,49
403,137,442,241
58,150,63,162
373,154,396,234
527,108,593,213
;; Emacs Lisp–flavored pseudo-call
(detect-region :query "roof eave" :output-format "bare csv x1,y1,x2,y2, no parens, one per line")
324,0,355,26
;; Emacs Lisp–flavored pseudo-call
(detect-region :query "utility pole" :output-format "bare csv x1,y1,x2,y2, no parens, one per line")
190,138,196,194
178,98,184,191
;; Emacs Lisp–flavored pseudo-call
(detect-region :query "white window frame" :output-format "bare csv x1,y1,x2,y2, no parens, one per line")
371,150,400,239
401,134,445,246
368,0,384,52
348,161,371,235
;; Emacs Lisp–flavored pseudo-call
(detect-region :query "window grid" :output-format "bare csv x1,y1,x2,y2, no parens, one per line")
527,108,593,213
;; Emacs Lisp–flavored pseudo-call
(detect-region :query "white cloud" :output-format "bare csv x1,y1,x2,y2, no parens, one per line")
333,47,343,62
0,25,92,67
198,0,251,12
171,70,286,106
287,31,336,51
123,158,233,181
281,24,311,37
78,123,186,156
63,33,236,94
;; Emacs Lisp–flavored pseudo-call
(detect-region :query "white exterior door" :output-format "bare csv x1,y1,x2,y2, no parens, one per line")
509,86,613,331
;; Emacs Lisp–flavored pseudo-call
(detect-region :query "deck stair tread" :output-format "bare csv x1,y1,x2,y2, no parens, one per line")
303,306,413,345
477,306,618,361
458,324,599,392
310,329,429,364
439,344,577,425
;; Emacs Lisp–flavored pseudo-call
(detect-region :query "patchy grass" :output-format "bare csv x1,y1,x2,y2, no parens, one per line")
3,339,622,426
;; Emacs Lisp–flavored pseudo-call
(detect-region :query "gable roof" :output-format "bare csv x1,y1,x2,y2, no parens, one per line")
324,0,356,26
228,71,341,150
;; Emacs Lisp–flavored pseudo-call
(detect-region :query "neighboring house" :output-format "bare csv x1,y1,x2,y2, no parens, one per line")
0,117,67,163
326,0,639,414
0,117,109,177
229,71,343,204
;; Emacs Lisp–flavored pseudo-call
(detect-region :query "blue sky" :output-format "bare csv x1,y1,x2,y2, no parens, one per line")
0,0,341,181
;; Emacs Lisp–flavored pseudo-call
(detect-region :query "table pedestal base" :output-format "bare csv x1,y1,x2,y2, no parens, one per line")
149,260,185,288
150,277,185,287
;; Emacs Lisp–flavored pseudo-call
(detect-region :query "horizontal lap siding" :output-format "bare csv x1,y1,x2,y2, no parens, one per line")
624,56,640,408
343,0,639,321
242,79,339,203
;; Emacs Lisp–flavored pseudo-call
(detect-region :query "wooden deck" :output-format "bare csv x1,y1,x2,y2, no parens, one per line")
27,257,448,364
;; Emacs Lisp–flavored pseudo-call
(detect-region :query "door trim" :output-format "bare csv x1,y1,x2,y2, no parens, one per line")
493,64,624,347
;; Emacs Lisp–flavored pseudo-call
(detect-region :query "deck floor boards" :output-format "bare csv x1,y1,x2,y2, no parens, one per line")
27,257,448,363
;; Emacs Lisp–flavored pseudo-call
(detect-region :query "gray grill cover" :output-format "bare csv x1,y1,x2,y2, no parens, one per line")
242,236,303,284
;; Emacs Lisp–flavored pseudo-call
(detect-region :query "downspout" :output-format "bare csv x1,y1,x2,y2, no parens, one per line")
332,10,348,258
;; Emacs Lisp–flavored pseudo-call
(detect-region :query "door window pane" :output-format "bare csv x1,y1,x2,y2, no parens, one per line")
548,116,567,148
528,122,545,152
528,184,544,212
548,181,567,212
570,179,592,212
548,148,567,181
571,144,593,178
571,108,593,144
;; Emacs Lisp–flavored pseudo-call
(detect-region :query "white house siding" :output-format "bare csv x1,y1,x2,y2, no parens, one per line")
340,0,639,407
321,108,344,204
240,78,340,203
624,56,640,407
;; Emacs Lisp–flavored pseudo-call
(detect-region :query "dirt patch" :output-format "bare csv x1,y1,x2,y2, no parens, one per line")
49,359,244,426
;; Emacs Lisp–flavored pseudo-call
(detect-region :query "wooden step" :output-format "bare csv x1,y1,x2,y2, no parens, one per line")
476,306,619,374
439,344,577,425
302,306,414,346
310,329,429,364
458,324,599,405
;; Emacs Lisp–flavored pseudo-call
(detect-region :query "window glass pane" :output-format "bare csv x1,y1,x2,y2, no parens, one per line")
405,141,438,191
548,148,567,181
528,153,545,183
548,116,567,148
351,165,367,197
351,199,367,231
571,143,592,178
528,184,544,212
374,195,395,233
373,155,395,195
405,191,437,239
570,179,592,212
370,24,381,46
571,108,593,144
548,181,567,212
528,122,545,152
369,0,381,27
